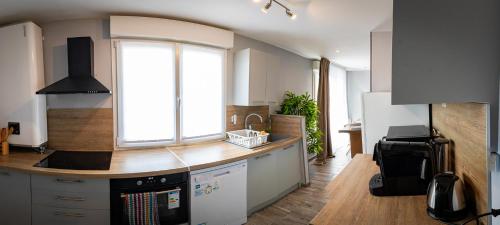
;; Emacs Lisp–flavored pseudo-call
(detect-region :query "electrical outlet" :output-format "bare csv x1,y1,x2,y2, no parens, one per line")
8,122,20,135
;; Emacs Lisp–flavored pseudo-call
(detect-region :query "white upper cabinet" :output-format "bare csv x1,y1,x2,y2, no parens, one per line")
233,48,279,106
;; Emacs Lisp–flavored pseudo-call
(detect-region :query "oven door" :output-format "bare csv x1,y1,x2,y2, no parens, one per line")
111,182,189,225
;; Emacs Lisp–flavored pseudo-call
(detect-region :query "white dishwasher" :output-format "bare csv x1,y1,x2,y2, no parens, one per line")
190,160,247,225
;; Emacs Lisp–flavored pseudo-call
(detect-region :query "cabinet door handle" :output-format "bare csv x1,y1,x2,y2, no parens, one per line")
0,171,10,176
283,145,295,150
256,153,271,160
53,211,85,218
55,195,86,202
214,171,230,178
55,178,84,184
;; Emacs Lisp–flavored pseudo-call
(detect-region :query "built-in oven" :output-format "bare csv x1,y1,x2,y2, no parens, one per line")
110,172,189,225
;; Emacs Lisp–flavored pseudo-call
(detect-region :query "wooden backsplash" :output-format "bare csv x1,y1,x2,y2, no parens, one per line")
432,103,488,224
226,105,269,131
270,114,304,138
47,108,114,151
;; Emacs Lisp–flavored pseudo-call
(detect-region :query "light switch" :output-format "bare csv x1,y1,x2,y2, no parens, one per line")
231,114,237,125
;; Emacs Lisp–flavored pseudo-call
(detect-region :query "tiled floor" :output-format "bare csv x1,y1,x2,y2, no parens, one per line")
246,146,352,225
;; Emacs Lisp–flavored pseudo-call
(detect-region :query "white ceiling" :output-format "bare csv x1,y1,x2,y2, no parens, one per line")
0,0,392,70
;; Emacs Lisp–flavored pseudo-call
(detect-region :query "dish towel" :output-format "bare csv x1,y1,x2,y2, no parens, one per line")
125,192,160,225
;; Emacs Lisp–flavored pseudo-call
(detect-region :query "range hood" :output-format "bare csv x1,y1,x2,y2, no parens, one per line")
37,37,111,94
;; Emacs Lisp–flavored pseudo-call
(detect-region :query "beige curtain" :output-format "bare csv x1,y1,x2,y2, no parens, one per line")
317,57,333,163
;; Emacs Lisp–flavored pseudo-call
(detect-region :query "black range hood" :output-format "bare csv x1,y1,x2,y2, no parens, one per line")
37,37,111,94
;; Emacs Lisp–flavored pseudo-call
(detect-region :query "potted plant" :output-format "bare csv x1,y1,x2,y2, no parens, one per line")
279,91,322,159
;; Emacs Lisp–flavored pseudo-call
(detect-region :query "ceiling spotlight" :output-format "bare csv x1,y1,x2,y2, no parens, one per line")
259,0,297,20
286,10,297,20
335,50,341,53
253,0,261,3
261,1,272,14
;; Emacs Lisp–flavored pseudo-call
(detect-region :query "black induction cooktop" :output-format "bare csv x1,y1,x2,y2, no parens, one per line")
35,151,112,170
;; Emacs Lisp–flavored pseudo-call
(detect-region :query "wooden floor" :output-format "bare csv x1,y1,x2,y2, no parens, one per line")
246,146,352,225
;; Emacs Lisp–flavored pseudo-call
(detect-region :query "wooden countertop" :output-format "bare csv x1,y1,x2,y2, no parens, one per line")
170,136,302,171
310,154,441,225
0,148,189,179
0,137,301,178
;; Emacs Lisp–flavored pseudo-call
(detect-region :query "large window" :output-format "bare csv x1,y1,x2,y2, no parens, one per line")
116,40,225,147
180,45,225,140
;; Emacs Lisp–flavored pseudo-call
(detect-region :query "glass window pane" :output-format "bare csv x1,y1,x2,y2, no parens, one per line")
181,45,224,139
118,41,176,144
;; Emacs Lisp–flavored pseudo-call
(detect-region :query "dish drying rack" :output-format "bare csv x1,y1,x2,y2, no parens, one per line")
226,129,269,149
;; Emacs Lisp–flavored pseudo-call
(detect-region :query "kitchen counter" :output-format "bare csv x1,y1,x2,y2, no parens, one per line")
170,136,301,171
0,136,301,178
310,154,441,225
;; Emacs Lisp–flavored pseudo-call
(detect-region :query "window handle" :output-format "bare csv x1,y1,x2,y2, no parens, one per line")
177,97,181,107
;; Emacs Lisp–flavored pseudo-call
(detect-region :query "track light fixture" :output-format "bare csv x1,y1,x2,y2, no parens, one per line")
259,0,297,20
286,9,297,20
261,1,272,13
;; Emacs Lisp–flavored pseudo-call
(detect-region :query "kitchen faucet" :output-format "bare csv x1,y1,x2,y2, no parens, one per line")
245,113,263,130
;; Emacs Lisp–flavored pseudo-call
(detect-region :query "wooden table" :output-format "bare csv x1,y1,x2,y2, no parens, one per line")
339,125,363,158
310,154,442,225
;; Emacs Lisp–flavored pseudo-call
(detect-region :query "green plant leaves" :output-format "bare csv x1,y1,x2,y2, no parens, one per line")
279,91,323,155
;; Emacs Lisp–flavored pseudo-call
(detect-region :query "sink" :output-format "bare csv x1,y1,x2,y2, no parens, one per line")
267,133,289,142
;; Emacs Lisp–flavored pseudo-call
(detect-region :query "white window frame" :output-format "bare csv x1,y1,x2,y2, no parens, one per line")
112,39,227,149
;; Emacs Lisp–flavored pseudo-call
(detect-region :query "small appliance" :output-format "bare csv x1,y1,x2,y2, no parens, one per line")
369,140,434,196
427,172,468,221
190,160,247,225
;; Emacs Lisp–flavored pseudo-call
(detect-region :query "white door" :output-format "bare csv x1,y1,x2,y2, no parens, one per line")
249,49,268,105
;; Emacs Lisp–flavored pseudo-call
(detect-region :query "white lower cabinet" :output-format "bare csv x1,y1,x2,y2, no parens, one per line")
247,151,278,214
0,169,31,225
31,174,110,225
247,141,302,215
276,143,301,192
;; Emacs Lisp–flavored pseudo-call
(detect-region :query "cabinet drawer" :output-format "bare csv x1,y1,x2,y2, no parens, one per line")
32,204,109,225
32,174,109,192
32,189,109,210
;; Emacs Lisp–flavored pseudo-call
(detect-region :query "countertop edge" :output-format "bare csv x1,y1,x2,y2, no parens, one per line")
0,136,302,178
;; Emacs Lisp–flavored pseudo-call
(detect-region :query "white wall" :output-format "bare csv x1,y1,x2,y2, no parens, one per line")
41,20,312,112
228,34,313,113
347,70,370,122
361,92,429,154
370,31,392,92
41,19,112,109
